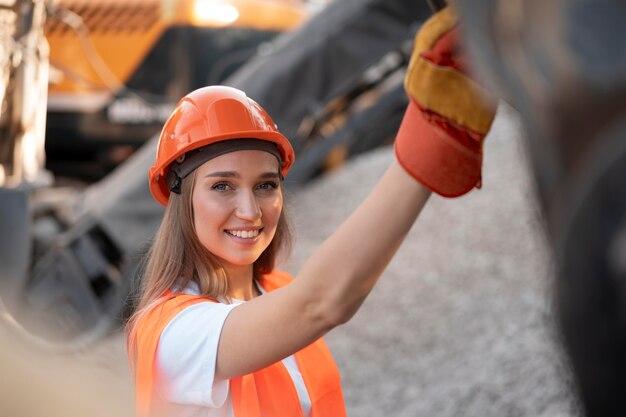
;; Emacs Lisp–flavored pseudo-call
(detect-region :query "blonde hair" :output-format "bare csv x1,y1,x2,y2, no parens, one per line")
126,169,292,356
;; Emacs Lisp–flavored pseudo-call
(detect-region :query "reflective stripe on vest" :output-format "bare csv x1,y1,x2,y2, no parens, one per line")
132,271,347,417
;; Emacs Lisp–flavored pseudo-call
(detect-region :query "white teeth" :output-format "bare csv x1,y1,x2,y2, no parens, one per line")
227,229,260,239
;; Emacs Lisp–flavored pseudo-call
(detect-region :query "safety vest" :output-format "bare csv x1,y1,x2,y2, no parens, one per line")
132,271,347,417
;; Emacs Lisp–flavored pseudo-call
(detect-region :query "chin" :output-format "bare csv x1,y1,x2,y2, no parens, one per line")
219,253,263,269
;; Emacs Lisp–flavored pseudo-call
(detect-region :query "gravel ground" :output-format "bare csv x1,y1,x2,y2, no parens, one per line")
1,105,582,417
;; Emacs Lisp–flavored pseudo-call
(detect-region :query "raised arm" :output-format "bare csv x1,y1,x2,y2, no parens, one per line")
216,6,497,380
216,160,430,380
294,161,431,325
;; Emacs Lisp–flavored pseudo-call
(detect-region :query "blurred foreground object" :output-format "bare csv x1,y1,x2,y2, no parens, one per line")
0,321,132,417
456,0,626,415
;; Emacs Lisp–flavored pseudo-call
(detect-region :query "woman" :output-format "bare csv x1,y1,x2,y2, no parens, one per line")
127,84,430,417
127,8,495,417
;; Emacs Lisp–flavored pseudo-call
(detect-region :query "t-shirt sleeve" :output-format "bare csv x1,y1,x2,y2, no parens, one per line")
155,301,239,408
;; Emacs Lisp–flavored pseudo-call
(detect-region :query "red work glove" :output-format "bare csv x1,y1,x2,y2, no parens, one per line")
395,7,497,197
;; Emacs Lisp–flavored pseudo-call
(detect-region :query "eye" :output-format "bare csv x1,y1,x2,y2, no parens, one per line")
257,181,279,191
211,182,232,192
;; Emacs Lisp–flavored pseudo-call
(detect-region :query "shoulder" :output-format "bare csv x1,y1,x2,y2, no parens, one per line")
158,297,239,362
257,270,294,291
136,293,218,340
157,293,215,319
161,300,237,339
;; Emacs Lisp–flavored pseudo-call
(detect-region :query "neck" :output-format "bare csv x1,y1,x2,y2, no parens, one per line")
225,264,258,301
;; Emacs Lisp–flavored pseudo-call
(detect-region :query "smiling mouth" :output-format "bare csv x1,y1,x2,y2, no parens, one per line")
225,229,262,239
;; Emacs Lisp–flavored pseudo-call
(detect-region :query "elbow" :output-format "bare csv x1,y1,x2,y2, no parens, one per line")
315,293,363,330
298,268,369,331
328,309,354,328
302,299,347,334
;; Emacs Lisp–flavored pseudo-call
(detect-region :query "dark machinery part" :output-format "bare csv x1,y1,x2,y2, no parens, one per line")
287,81,408,183
456,0,626,415
0,189,30,316
285,43,411,183
227,0,430,183
17,219,128,346
557,121,626,416
7,135,161,349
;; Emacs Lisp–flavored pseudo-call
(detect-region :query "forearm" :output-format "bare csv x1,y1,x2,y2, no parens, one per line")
297,159,431,324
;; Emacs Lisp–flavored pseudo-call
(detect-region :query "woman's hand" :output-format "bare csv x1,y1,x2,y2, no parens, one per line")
395,6,497,197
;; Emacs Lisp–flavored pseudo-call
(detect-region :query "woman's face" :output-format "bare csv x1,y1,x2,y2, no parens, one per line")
192,150,283,274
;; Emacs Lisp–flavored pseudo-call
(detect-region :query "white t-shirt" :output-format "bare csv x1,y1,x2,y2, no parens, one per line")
156,282,312,417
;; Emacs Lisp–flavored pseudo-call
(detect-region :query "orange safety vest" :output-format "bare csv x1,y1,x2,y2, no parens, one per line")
132,271,347,417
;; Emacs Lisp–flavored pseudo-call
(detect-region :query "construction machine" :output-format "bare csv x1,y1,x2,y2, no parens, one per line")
44,0,308,180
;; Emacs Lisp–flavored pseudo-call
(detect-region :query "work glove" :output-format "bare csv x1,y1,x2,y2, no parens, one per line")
395,6,497,197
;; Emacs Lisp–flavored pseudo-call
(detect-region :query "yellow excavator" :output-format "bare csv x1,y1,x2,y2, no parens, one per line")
44,0,308,179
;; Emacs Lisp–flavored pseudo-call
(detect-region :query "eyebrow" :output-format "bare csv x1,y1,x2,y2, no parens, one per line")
204,171,280,179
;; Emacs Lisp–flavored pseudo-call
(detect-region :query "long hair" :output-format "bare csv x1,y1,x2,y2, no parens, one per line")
126,169,293,357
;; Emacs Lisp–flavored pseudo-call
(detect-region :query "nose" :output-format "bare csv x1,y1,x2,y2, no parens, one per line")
235,190,262,220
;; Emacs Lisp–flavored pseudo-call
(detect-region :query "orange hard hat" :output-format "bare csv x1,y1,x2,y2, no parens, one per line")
149,86,295,206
